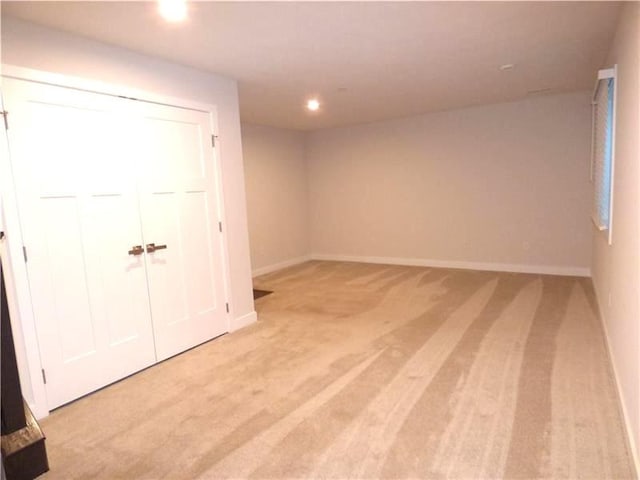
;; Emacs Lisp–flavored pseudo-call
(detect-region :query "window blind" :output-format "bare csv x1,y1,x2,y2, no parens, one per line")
591,67,616,244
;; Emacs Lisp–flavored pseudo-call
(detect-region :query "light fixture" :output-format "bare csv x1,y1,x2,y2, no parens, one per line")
499,64,515,71
306,99,320,112
158,0,187,22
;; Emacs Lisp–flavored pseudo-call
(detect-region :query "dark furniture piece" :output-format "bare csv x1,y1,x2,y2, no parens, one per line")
1,260,49,479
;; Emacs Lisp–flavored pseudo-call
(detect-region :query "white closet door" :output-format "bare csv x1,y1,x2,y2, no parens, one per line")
135,102,228,361
4,79,157,409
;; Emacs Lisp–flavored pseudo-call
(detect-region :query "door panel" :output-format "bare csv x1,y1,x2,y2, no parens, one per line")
136,104,227,361
83,194,152,347
142,192,190,330
4,79,157,408
183,192,217,314
40,197,96,362
139,117,205,189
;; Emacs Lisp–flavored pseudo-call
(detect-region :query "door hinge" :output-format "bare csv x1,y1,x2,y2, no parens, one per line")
22,246,28,263
218,221,222,233
211,135,217,147
1,110,8,130
41,369,47,384
225,302,229,313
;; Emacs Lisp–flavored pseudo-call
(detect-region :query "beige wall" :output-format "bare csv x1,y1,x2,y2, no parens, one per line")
591,2,640,468
241,124,309,275
307,92,593,274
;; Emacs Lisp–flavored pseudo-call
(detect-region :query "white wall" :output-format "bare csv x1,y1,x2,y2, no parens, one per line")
591,2,640,469
307,92,593,275
241,124,309,276
0,17,256,415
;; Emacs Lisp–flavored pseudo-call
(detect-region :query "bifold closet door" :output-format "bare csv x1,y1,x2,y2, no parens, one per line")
135,102,228,361
4,79,157,409
4,78,229,409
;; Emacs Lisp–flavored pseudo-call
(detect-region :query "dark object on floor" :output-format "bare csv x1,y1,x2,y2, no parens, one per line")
1,260,49,480
253,289,273,300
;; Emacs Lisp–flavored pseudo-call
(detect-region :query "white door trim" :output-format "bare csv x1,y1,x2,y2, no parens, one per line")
0,85,49,419
2,65,216,117
0,64,233,418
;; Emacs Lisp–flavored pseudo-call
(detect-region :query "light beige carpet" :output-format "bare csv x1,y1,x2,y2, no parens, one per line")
40,261,635,479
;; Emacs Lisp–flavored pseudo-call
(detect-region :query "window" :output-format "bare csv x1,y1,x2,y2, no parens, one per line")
591,66,617,244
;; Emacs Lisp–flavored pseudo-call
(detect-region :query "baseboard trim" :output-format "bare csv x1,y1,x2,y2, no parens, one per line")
592,281,640,477
310,254,591,277
252,256,312,277
230,311,257,332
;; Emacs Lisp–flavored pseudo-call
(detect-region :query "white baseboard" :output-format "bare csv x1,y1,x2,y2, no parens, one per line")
592,282,640,477
310,254,591,277
230,310,257,332
252,255,312,277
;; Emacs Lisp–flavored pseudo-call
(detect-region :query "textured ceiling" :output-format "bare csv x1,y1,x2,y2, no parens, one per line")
2,1,621,130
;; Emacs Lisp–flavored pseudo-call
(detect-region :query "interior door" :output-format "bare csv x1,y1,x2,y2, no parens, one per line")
135,102,228,361
4,79,157,409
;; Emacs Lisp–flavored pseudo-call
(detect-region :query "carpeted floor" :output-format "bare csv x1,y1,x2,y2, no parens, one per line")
40,261,635,479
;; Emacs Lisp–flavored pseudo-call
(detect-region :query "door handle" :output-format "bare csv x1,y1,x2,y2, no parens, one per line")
128,245,144,256
146,243,167,253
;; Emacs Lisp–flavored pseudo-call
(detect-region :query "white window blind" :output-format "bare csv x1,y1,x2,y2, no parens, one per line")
591,66,616,244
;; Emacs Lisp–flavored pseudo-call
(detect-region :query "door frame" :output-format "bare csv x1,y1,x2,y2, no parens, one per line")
0,64,233,418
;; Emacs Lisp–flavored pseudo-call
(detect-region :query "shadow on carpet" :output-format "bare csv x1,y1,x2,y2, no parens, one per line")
253,289,273,300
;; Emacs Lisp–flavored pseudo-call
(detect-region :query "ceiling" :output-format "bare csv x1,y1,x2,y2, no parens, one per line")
2,1,621,131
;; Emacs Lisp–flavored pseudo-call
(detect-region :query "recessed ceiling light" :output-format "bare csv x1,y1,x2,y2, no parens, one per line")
499,64,515,71
306,99,320,112
158,0,187,22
